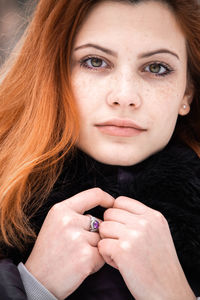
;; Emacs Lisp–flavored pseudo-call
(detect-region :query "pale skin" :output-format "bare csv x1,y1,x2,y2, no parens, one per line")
26,1,196,299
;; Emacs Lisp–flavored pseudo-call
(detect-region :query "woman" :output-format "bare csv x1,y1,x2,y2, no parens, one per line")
0,0,200,299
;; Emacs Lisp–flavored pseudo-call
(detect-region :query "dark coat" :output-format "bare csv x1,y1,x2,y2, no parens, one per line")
0,139,200,299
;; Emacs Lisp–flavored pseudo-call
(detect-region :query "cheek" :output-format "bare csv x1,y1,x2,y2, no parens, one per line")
71,73,108,116
72,73,95,99
72,75,90,104
145,84,185,139
151,83,184,117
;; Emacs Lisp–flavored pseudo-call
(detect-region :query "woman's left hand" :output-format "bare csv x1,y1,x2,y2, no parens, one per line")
98,196,196,300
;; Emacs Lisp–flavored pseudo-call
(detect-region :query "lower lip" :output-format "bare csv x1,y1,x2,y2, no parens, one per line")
96,125,145,137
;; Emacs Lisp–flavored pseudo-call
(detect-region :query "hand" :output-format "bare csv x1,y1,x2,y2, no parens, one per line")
98,196,196,300
25,188,114,300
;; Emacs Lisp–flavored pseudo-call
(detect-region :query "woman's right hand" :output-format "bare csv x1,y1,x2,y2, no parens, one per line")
25,188,114,300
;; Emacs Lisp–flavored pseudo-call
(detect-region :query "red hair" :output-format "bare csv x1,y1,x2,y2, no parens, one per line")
0,0,200,254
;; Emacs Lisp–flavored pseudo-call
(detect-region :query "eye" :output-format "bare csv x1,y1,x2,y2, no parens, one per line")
144,62,173,76
80,56,110,70
90,58,105,68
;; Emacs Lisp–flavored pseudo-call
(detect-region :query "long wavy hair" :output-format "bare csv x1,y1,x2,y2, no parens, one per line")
0,0,200,254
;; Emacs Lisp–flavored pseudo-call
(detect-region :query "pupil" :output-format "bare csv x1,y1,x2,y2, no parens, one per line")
150,64,160,73
91,58,102,67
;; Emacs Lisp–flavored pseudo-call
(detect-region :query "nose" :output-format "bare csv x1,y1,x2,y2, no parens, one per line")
106,71,142,109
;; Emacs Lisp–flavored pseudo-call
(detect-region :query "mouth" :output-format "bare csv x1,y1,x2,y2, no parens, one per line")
95,119,147,137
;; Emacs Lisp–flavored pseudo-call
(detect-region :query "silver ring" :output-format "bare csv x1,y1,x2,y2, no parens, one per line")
89,216,99,232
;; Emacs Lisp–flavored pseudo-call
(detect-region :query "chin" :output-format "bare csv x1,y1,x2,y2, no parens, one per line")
104,157,136,166
87,150,143,166
77,142,158,167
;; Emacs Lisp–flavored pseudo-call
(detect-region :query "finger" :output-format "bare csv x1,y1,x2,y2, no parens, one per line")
104,208,139,224
114,196,149,214
98,239,118,269
64,188,114,214
89,246,105,274
85,231,101,247
99,221,124,239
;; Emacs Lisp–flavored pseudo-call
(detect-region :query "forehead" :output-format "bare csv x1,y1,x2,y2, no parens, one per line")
74,1,186,59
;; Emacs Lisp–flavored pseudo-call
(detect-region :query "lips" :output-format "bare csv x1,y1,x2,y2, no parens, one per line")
95,119,146,137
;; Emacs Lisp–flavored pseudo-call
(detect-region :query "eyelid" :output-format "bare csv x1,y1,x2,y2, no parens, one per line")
79,55,114,70
141,61,174,71
140,61,174,77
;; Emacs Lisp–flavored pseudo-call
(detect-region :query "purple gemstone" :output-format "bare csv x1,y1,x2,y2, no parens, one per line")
93,220,99,229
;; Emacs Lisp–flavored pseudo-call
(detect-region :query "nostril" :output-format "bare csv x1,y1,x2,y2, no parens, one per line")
113,101,119,105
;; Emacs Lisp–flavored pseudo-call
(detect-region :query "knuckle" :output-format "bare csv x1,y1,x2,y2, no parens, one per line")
91,187,103,196
99,221,105,230
48,202,62,216
98,238,105,252
61,214,77,229
86,187,104,203
154,211,167,224
138,218,148,228
68,230,82,242
93,232,101,243
114,196,124,208
65,197,74,208
51,205,75,228
103,208,112,219
98,221,106,234
129,228,142,239
120,240,131,251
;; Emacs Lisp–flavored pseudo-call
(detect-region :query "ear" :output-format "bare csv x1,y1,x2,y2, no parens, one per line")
179,81,194,116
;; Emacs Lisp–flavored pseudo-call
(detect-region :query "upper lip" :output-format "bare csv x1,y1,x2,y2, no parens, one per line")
95,119,146,130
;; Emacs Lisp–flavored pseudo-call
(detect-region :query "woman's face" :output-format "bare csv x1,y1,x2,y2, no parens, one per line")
71,0,192,166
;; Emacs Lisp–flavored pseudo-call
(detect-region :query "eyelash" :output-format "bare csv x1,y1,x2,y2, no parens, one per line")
144,62,173,77
79,55,174,77
80,55,111,71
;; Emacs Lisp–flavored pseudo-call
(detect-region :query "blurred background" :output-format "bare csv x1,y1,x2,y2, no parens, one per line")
0,0,37,66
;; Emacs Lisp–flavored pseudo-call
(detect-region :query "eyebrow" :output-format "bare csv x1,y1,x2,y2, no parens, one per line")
139,49,179,60
73,43,179,60
74,43,118,57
